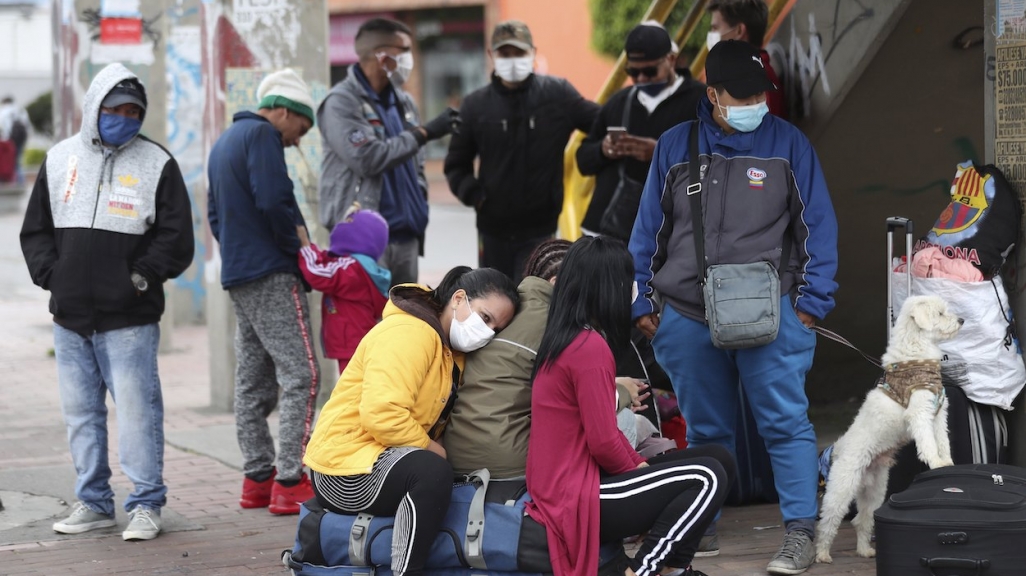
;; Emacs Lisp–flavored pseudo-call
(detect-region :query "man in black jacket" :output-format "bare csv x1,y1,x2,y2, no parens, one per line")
445,20,599,282
577,23,705,240
20,64,194,542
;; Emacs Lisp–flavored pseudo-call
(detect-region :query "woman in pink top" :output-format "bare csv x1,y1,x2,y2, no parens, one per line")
526,236,735,576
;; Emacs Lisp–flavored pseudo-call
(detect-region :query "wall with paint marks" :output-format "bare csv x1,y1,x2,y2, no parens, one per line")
796,0,987,403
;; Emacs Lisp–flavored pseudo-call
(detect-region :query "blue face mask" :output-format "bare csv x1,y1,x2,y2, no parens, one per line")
98,113,142,147
637,81,669,96
716,96,769,133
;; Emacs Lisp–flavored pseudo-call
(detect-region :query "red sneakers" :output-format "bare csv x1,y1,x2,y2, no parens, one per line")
239,469,276,509
268,473,315,515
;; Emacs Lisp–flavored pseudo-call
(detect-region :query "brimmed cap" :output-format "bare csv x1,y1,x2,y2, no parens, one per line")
492,20,533,51
705,40,776,99
102,80,148,113
625,23,672,61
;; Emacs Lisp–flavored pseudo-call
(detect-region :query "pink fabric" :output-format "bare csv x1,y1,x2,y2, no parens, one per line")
525,329,645,576
912,246,984,282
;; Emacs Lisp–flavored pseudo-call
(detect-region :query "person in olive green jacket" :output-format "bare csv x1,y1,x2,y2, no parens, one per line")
445,240,647,478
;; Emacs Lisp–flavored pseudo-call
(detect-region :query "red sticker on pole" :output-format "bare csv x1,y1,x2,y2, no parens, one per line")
100,18,143,45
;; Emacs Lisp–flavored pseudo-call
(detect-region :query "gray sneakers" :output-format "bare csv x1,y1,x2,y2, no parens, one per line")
767,530,815,575
52,502,116,534
122,505,161,541
694,533,720,557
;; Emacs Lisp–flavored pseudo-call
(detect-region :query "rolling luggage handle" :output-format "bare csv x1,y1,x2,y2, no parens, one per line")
920,557,990,576
886,217,914,338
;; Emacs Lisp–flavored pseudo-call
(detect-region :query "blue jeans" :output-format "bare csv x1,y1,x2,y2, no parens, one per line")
53,323,167,516
651,297,819,525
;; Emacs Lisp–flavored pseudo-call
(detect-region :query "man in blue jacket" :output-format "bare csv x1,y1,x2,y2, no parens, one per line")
207,68,320,516
629,40,838,575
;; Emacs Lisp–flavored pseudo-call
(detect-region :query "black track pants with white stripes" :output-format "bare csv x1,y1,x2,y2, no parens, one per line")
312,450,453,576
599,444,735,576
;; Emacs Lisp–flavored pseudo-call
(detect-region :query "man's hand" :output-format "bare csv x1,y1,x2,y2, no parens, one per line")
618,135,657,162
296,225,310,247
796,310,816,329
601,134,624,159
419,107,461,141
636,313,660,339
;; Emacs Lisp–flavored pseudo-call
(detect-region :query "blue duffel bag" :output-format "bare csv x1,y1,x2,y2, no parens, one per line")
282,469,627,576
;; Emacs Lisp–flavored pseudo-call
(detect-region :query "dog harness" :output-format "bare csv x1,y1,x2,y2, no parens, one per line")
877,360,944,414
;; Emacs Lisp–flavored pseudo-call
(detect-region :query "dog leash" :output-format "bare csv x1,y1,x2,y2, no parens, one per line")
812,326,883,369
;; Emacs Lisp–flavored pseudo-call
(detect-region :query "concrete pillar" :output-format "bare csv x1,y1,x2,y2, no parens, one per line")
201,0,335,411
985,0,1026,466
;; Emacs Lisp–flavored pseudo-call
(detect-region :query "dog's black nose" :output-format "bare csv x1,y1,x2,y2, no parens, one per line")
958,318,965,325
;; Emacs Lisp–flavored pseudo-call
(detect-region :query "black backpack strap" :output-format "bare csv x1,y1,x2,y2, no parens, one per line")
686,122,706,279
293,499,328,566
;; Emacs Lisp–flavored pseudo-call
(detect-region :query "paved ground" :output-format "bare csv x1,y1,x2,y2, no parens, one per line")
0,165,876,575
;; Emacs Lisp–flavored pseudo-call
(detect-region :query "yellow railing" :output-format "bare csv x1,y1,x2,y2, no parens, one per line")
557,0,792,240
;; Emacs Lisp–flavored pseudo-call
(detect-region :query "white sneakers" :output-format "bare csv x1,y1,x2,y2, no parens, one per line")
52,502,116,534
122,505,161,541
52,502,162,541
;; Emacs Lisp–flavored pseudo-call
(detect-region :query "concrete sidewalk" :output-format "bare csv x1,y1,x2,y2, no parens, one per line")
0,167,875,575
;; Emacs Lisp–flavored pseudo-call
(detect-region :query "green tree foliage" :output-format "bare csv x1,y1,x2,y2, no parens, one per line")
26,91,53,138
589,0,710,62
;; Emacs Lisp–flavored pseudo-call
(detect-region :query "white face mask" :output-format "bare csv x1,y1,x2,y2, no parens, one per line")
378,52,414,87
494,55,534,83
449,296,495,353
706,27,737,51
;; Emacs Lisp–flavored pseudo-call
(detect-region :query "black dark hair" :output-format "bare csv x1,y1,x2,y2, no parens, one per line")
533,236,633,376
356,17,413,40
523,238,572,281
709,0,769,47
416,266,519,315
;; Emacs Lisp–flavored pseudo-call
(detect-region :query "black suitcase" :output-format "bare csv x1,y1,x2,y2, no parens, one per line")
875,463,1026,576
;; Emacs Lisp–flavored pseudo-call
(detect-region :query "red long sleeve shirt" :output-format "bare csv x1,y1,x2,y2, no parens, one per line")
526,329,645,576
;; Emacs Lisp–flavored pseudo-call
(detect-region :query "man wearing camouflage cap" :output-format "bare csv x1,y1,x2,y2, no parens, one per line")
445,20,600,283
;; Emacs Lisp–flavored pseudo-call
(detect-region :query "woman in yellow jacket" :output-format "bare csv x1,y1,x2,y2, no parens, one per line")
304,265,518,576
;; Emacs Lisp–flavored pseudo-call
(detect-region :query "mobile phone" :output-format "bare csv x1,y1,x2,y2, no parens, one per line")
607,126,627,142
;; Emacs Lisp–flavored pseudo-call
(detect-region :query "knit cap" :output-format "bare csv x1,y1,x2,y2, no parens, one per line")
329,209,389,261
256,68,316,126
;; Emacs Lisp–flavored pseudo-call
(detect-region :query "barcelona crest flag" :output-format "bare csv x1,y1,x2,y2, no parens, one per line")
923,161,1020,276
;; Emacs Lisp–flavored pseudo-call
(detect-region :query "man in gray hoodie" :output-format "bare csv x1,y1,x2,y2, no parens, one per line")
317,17,458,286
20,63,194,541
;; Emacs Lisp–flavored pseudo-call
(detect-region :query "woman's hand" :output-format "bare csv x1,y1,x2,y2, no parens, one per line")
636,461,649,469
615,377,651,412
426,439,447,459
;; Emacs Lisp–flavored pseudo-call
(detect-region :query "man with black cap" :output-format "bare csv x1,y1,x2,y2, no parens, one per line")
445,20,599,282
576,21,705,241
21,63,195,541
629,40,838,575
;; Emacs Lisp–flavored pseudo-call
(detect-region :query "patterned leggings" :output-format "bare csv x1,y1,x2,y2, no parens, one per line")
312,448,453,576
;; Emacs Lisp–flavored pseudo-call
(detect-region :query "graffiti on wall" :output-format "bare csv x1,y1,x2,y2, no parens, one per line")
167,4,206,317
767,0,876,119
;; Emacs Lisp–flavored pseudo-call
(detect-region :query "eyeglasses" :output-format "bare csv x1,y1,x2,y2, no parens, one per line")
625,65,660,79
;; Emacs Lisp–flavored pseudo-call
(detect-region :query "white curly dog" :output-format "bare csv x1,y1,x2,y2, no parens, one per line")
815,295,963,563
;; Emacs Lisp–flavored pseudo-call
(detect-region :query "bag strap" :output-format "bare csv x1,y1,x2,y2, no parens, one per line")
686,122,706,278
293,499,328,567
465,468,491,569
349,512,375,566
686,122,791,279
617,88,638,182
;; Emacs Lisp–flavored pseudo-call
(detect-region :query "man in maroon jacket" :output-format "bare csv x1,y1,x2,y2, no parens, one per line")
707,0,788,119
